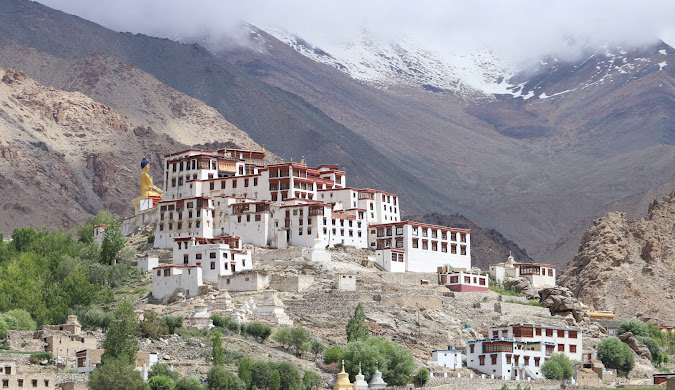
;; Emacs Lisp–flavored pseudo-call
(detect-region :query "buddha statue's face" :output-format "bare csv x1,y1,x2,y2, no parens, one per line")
142,164,150,173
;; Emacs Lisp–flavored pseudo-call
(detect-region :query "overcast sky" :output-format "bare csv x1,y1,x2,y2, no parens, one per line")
37,0,675,64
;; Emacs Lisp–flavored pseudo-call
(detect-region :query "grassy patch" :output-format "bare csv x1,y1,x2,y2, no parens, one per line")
489,285,523,297
504,298,542,307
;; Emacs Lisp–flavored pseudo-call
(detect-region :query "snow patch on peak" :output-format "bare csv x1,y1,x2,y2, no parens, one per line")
263,26,517,97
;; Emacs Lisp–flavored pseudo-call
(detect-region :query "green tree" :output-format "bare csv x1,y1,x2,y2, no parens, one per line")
238,358,253,389
0,317,8,339
636,335,663,365
310,339,324,360
346,303,369,342
79,211,119,244
78,306,113,331
541,353,574,380
598,337,635,375
88,357,148,390
618,318,649,337
250,361,273,390
149,375,175,390
301,371,321,390
414,367,430,387
164,315,184,334
4,309,36,330
102,301,139,364
100,216,125,265
11,227,39,252
175,377,204,390
271,362,300,390
207,366,245,390
270,370,281,390
273,328,291,350
244,322,272,343
341,337,414,385
149,363,179,382
290,327,312,356
212,332,225,366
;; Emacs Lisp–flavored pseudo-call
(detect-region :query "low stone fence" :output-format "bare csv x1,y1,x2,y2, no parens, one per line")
427,372,561,389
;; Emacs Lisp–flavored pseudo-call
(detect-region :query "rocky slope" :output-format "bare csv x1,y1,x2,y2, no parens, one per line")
0,68,259,232
558,190,675,322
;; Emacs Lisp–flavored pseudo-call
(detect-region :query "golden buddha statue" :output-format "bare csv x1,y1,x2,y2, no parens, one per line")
132,157,163,213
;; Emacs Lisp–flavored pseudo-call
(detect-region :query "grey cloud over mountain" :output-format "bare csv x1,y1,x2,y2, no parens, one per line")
37,0,675,64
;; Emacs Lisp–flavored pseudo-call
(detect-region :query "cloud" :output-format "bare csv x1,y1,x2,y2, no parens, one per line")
36,0,675,64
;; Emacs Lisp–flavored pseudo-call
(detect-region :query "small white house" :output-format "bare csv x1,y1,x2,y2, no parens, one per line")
137,257,159,274
431,346,463,369
335,274,357,291
152,265,203,301
438,267,488,292
93,224,107,246
489,254,556,289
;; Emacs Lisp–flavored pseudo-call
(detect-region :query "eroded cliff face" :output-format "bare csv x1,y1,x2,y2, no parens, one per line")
0,68,260,232
559,190,675,322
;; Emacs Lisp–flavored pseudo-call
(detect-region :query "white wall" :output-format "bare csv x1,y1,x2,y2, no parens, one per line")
152,266,203,301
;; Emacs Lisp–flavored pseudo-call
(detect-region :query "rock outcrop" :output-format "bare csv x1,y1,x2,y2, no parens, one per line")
539,287,587,323
618,332,652,360
558,190,675,322
0,66,265,232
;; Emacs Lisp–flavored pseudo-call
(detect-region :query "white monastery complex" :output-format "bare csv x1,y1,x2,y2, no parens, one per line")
124,147,477,301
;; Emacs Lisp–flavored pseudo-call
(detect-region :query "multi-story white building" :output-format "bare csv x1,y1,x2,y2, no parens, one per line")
466,323,582,380
489,254,556,289
147,148,471,275
370,222,471,272
172,236,252,283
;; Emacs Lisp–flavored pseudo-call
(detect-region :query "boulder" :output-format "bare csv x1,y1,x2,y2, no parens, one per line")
618,332,652,360
539,286,586,323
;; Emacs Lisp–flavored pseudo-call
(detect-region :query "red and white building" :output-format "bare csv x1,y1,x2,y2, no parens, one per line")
438,267,488,292
467,323,583,380
147,148,470,279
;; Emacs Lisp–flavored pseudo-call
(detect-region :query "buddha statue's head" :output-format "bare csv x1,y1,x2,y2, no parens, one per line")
141,156,150,172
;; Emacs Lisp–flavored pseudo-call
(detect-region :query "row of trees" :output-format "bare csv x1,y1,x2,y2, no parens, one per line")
0,211,131,327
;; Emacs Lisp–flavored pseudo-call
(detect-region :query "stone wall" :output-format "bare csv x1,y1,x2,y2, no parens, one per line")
269,274,314,293
5,331,44,352
252,247,308,263
426,373,560,389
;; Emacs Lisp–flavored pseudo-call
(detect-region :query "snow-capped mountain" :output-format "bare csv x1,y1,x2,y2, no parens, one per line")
264,27,516,97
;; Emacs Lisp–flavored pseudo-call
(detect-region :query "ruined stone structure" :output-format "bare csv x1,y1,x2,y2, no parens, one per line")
0,361,55,389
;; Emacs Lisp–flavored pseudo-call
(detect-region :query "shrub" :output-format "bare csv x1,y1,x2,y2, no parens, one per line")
140,310,169,339
0,318,7,340
207,366,245,390
149,375,175,390
78,306,113,331
541,353,574,380
164,315,184,334
238,358,253,389
414,367,430,386
310,339,324,359
175,377,204,390
148,363,179,381
618,318,649,337
29,352,53,365
598,337,635,375
211,314,240,334
324,346,342,364
302,371,321,390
